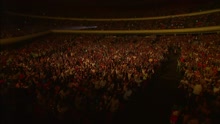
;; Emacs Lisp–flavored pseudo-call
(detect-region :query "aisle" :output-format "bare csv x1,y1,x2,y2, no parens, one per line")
115,53,182,124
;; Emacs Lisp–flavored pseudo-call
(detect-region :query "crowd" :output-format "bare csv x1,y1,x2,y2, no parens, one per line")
1,34,220,123
83,12,220,30
170,34,220,124
1,11,220,39
0,34,170,123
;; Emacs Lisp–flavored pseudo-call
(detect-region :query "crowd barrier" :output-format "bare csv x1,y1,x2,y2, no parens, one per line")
4,9,220,21
1,26,220,45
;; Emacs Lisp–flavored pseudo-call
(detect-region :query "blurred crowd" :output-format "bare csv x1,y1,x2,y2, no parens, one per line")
1,34,220,123
1,3,220,122
1,10,219,39
170,34,220,124
0,34,170,123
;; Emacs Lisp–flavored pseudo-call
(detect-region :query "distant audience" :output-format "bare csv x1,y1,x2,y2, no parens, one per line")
1,11,219,38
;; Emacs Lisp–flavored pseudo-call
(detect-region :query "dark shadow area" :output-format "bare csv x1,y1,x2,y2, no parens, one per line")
113,51,183,124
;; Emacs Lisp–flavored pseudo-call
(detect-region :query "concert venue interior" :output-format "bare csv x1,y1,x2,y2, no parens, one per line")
1,0,220,124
